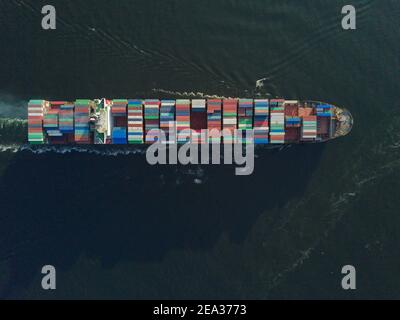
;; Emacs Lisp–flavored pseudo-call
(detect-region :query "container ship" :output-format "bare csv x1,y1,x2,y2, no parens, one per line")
27,99,353,145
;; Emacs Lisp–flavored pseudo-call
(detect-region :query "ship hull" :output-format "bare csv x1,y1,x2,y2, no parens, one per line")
27,98,352,146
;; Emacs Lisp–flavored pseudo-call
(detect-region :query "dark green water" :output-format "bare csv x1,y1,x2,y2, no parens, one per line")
0,0,400,299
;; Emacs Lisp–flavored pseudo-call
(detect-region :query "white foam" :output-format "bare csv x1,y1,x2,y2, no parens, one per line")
16,145,146,156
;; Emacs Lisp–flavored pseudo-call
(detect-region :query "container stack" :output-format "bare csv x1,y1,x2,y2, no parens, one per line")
270,99,286,144
74,99,91,144
128,100,144,144
302,116,318,140
285,118,301,143
238,99,254,130
316,104,333,118
316,104,332,137
191,99,207,144
176,99,191,144
253,99,269,144
286,117,301,127
144,99,161,144
112,99,128,144
160,100,176,144
112,127,127,144
49,101,66,112
284,101,301,142
207,99,222,143
43,108,60,136
28,100,45,144
112,99,128,116
223,99,238,143
59,104,74,134
238,99,254,143
48,102,71,144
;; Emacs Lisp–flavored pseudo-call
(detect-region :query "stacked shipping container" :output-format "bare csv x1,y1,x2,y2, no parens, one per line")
191,99,207,144
144,100,160,144
176,99,191,144
285,101,300,126
74,100,91,144
238,99,254,143
128,100,144,144
316,104,332,136
112,99,128,144
44,109,61,137
160,100,176,144
316,104,333,117
254,99,269,144
286,117,301,127
207,99,222,143
270,99,286,144
28,100,45,144
59,104,74,134
302,116,318,140
223,99,238,143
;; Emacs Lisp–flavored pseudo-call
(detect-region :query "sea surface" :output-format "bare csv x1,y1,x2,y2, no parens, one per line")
0,0,399,299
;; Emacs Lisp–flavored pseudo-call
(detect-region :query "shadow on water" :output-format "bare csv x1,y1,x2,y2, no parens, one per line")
0,143,323,295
